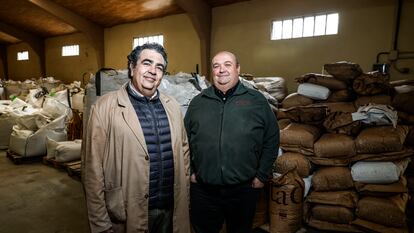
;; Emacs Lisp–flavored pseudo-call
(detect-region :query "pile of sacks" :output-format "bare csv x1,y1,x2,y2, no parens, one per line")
273,61,413,233
0,77,84,163
1,77,84,113
7,94,70,157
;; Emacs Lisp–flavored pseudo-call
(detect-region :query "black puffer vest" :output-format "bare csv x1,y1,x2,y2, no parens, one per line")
127,85,174,209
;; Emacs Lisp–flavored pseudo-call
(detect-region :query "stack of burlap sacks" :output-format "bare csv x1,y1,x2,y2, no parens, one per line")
272,61,414,233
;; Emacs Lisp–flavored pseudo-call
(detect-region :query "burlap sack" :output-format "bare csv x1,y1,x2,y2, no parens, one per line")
354,94,392,108
311,204,354,224
356,194,408,228
321,102,356,113
275,152,312,178
280,123,321,155
352,148,413,162
269,169,304,233
323,112,361,136
355,125,410,154
353,71,390,96
282,93,314,109
324,89,356,103
398,111,414,125
406,176,414,192
279,105,327,125
307,156,351,166
308,217,362,232
354,177,408,196
306,190,358,208
276,108,288,119
352,218,408,233
278,118,291,130
312,167,354,191
253,77,288,102
295,73,348,90
405,126,414,145
314,133,356,158
324,61,363,81
392,90,414,114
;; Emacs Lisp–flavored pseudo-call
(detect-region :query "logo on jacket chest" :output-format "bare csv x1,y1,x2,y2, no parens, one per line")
234,99,252,106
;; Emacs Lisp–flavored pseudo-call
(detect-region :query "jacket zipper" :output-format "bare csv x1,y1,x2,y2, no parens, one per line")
148,101,163,205
219,98,225,182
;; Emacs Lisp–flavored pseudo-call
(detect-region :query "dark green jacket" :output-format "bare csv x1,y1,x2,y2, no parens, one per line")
184,83,279,185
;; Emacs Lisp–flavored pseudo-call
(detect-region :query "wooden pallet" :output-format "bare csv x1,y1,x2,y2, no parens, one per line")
66,160,81,180
42,157,68,170
43,157,82,180
6,150,44,165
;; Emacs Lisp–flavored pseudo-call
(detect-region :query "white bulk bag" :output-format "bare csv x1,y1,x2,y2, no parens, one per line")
46,137,59,159
253,77,288,102
159,73,207,115
9,97,27,109
71,90,84,112
9,115,67,157
38,77,61,92
42,96,72,119
0,112,15,149
0,86,4,100
83,69,129,133
55,140,82,162
25,88,47,108
297,83,331,100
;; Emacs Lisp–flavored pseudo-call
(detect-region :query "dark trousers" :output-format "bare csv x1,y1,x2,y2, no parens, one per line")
149,208,172,233
190,182,260,233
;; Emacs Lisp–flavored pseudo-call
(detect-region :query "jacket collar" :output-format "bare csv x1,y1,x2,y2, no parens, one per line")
116,83,169,107
202,80,248,100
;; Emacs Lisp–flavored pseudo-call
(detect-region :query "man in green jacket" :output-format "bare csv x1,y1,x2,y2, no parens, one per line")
184,51,279,233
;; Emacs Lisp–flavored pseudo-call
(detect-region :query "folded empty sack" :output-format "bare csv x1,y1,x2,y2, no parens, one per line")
297,83,331,100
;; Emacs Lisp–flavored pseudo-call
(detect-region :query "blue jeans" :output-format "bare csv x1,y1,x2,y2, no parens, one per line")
190,182,260,233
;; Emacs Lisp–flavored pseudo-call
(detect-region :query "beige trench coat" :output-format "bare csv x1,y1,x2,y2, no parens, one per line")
82,85,190,233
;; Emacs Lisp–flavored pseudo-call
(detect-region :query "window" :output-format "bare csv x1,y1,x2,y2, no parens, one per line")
271,13,339,40
62,45,79,56
17,51,29,61
133,35,164,48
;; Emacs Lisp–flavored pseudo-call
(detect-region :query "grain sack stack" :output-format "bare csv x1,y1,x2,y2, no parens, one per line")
275,62,359,232
275,61,413,232
390,79,414,230
349,70,412,233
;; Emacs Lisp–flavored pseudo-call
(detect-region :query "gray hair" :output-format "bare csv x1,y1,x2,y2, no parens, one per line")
127,43,168,79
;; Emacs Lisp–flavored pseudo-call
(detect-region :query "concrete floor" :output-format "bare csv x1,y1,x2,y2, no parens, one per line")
0,150,90,233
0,149,323,233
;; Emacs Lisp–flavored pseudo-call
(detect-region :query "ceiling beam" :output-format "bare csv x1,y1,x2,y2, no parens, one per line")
0,22,45,77
28,0,104,69
176,0,212,78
